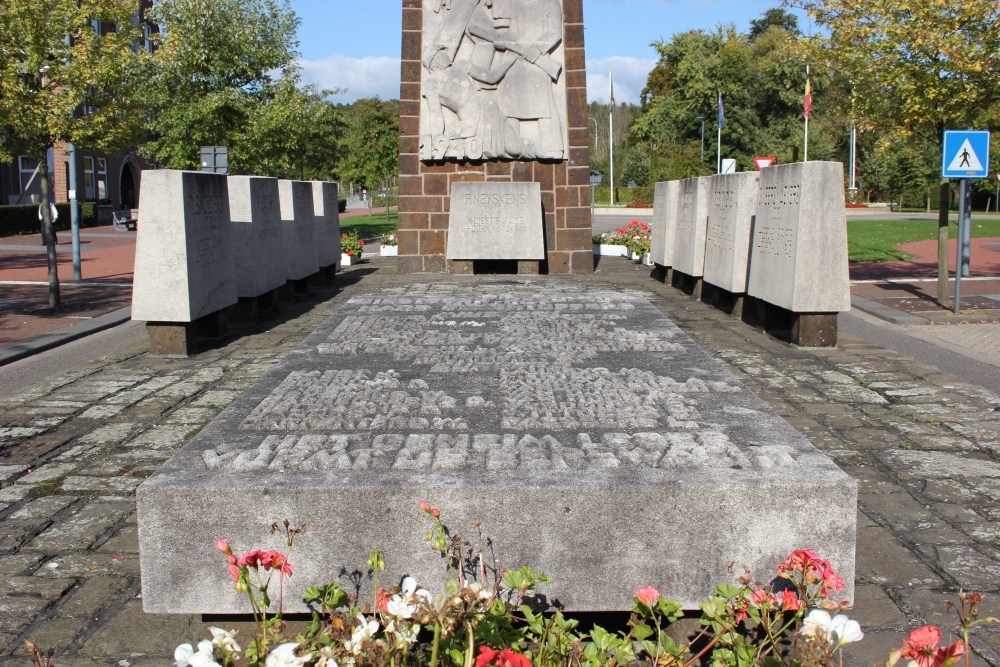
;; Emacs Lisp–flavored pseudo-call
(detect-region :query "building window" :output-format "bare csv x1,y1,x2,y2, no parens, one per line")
18,156,41,196
144,23,154,53
84,156,95,200
97,157,109,201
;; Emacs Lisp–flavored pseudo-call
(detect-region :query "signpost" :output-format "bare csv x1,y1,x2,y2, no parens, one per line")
753,156,776,170
941,130,991,314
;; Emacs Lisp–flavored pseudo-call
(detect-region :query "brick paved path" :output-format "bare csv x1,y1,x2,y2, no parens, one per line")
1,257,999,665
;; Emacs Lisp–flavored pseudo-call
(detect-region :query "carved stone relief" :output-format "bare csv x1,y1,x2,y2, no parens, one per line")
420,0,568,161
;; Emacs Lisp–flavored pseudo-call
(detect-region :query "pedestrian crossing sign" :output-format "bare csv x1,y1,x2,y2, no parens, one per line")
942,130,990,178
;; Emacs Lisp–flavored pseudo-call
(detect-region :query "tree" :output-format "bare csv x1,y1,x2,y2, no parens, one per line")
0,0,147,309
142,0,301,172
338,98,400,192
786,0,1000,138
749,8,800,42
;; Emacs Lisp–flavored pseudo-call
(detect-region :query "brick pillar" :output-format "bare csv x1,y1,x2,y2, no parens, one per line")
397,0,593,274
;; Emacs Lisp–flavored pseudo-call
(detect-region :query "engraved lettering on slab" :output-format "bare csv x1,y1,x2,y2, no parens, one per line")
447,182,545,260
420,0,567,161
202,431,801,472
239,370,470,431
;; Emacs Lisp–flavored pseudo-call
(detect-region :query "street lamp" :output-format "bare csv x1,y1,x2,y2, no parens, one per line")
696,115,705,161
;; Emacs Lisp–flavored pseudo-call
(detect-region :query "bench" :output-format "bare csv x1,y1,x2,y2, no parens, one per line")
112,209,138,231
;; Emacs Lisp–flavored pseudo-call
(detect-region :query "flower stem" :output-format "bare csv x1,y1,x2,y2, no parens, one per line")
430,623,442,667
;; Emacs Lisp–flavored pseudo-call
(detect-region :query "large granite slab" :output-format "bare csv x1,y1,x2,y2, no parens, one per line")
446,182,545,260
650,180,679,268
312,181,341,269
671,176,712,277
746,162,851,312
138,282,856,613
278,180,319,281
132,170,237,323
229,176,286,298
703,172,759,294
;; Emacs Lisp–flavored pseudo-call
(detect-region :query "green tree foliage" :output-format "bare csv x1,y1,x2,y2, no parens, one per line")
0,0,147,308
631,17,832,181
337,98,400,190
142,0,306,173
748,8,800,42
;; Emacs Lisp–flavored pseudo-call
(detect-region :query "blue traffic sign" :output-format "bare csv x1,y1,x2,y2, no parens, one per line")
942,130,990,179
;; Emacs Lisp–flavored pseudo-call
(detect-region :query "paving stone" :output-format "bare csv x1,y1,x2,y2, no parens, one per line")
0,576,75,600
125,426,199,452
19,614,91,654
27,500,133,551
61,577,129,619
60,476,141,495
78,404,128,420
0,484,32,503
98,524,139,555
190,390,239,409
79,598,201,657
79,423,142,446
856,526,946,586
15,464,78,486
4,553,45,575
163,407,218,424
932,544,1000,590
848,584,908,630
860,491,939,529
9,496,79,520
0,595,52,620
32,553,138,578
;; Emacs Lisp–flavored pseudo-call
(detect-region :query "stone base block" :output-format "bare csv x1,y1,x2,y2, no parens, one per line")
650,264,670,283
671,271,703,300
138,283,855,614
702,284,746,319
146,313,227,356
792,313,838,348
517,260,541,276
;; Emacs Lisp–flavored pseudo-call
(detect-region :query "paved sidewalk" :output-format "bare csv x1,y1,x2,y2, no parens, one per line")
1,256,999,665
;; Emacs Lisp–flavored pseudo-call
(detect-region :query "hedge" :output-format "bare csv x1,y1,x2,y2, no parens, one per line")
0,202,98,237
592,186,654,207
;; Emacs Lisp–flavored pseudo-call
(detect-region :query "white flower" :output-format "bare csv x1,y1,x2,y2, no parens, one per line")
174,640,222,667
830,613,864,646
316,646,340,667
207,627,240,654
265,642,309,667
344,614,380,655
800,609,864,647
386,577,431,619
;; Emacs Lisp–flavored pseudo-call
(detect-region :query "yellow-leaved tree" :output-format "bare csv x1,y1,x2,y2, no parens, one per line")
0,0,148,309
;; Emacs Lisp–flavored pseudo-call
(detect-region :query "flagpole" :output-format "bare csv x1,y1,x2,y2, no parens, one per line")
609,69,614,206
717,91,722,174
804,65,810,162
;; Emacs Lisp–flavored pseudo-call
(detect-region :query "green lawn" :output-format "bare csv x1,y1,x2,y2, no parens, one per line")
340,211,398,239
847,217,1000,263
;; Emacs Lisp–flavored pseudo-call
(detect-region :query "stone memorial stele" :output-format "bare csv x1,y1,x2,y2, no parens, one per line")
671,175,712,278
137,282,856,613
650,180,680,267
446,182,545,260
312,181,341,269
746,162,851,313
397,0,592,274
419,0,568,161
132,170,237,323
278,180,319,281
703,172,759,294
228,176,286,299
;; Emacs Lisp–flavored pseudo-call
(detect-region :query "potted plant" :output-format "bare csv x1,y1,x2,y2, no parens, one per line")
380,234,398,256
592,231,628,257
623,220,652,263
341,231,364,266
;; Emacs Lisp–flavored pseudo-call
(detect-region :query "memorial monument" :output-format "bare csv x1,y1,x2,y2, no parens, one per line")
398,0,593,274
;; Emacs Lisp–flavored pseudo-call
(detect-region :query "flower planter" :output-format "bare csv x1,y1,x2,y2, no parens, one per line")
642,252,653,266
630,251,641,261
593,243,628,257
341,253,353,266
380,245,398,257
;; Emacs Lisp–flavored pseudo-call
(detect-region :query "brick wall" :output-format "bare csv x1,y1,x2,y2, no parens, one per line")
397,0,593,275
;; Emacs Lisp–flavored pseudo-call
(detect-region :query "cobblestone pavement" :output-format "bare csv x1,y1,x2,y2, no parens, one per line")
904,323,1000,363
1,257,999,666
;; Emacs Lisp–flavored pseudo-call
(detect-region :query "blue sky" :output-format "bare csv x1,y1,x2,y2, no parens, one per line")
291,0,811,105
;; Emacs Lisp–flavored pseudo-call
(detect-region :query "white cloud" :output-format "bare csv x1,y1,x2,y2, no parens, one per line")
586,56,656,105
299,55,401,102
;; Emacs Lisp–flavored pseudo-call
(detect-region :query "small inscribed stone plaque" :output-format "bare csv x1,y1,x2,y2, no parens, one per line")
446,182,544,260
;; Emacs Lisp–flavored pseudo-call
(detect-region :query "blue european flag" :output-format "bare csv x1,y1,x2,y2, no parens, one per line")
718,92,725,130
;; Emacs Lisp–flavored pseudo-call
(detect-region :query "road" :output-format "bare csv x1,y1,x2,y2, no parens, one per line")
0,319,146,400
